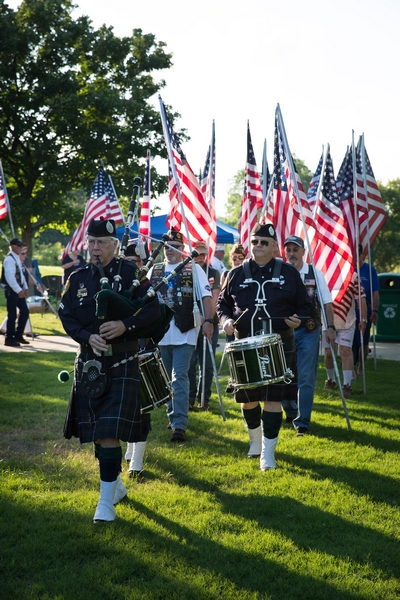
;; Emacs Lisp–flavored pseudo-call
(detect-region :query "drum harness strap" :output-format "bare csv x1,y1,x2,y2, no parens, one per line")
240,258,283,336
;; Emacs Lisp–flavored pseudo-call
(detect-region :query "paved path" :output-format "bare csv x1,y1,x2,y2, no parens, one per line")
1,334,399,360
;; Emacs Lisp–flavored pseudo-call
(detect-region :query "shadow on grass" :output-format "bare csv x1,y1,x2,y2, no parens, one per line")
0,491,371,600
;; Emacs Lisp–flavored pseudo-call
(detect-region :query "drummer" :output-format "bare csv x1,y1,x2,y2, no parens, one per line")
217,223,314,471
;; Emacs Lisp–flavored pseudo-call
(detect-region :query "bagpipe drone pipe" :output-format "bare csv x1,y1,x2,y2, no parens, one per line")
92,176,199,343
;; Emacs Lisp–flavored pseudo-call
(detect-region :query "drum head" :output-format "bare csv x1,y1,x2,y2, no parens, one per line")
226,334,279,353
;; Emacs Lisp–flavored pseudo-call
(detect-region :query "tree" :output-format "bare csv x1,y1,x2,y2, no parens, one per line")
221,169,244,228
293,155,313,192
0,0,182,248
370,180,400,273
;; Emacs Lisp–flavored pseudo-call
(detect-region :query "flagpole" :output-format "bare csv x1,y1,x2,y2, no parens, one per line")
360,134,377,372
0,160,15,238
276,105,352,430
312,145,326,220
108,174,125,226
352,132,367,395
260,177,274,222
159,97,225,420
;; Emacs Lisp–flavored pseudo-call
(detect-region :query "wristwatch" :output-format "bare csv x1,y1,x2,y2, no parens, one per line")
327,325,336,330
362,318,367,323
204,318,214,324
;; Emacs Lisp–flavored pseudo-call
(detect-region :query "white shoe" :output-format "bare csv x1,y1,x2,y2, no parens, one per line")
260,437,278,471
128,441,147,477
247,425,262,458
124,442,134,462
93,479,118,522
113,475,127,505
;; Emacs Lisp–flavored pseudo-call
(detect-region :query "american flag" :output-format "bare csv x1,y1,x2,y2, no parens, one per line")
238,121,263,255
139,150,152,254
271,109,317,256
336,147,349,194
338,148,368,260
275,109,315,233
356,138,387,253
313,146,354,309
159,96,213,247
267,115,292,253
0,169,7,221
200,122,217,262
307,152,323,214
333,271,366,328
63,166,124,257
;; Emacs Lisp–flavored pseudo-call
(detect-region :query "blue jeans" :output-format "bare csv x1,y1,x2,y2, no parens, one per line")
291,326,321,430
160,344,195,431
188,325,219,404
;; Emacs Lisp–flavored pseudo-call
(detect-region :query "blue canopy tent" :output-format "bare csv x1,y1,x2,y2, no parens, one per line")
116,214,239,244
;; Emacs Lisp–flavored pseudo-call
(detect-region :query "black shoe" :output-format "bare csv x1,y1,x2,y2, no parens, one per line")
15,336,30,345
4,339,20,347
171,428,186,442
296,427,309,436
285,416,295,423
197,402,209,411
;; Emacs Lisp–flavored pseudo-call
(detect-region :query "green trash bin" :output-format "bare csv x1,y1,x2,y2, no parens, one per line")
376,273,400,341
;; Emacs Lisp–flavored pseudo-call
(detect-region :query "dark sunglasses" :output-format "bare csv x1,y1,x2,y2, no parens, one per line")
251,239,269,247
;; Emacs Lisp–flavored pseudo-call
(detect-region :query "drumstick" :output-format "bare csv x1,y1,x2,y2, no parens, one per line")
233,308,249,328
256,315,312,319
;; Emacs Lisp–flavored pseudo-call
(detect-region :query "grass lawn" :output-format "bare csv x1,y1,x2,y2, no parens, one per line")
0,350,399,600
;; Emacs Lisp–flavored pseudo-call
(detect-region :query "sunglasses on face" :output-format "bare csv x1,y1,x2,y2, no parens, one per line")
251,239,269,247
232,256,244,262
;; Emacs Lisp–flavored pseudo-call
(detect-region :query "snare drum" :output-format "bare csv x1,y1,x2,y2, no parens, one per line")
139,349,174,413
225,334,293,391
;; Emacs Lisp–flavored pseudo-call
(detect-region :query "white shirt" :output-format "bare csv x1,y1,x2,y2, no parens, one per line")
148,261,212,346
3,251,28,294
211,256,225,275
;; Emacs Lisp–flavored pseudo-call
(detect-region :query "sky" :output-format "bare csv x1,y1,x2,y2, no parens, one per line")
7,0,400,218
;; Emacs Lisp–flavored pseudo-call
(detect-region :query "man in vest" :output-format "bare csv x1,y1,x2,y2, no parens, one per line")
284,236,336,435
149,230,214,442
1,237,30,347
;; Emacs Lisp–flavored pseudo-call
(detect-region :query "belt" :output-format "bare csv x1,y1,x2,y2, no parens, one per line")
79,340,138,355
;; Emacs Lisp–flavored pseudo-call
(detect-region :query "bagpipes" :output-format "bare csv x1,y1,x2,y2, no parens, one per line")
93,177,199,344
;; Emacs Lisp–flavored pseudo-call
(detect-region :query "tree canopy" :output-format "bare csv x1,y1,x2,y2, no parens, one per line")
371,180,400,273
0,0,181,247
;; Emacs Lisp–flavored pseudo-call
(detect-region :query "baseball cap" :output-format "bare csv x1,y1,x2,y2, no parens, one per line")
284,235,305,248
10,237,24,247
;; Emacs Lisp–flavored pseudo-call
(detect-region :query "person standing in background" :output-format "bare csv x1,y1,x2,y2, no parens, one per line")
1,238,29,347
283,236,336,435
211,245,226,275
61,249,86,286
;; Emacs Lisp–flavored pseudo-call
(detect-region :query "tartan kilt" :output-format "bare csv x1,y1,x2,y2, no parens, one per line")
234,335,298,404
64,351,142,444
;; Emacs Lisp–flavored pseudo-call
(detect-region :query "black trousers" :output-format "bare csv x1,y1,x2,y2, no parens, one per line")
5,289,29,340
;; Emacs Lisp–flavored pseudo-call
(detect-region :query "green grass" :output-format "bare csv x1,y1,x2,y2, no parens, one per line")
0,352,399,599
